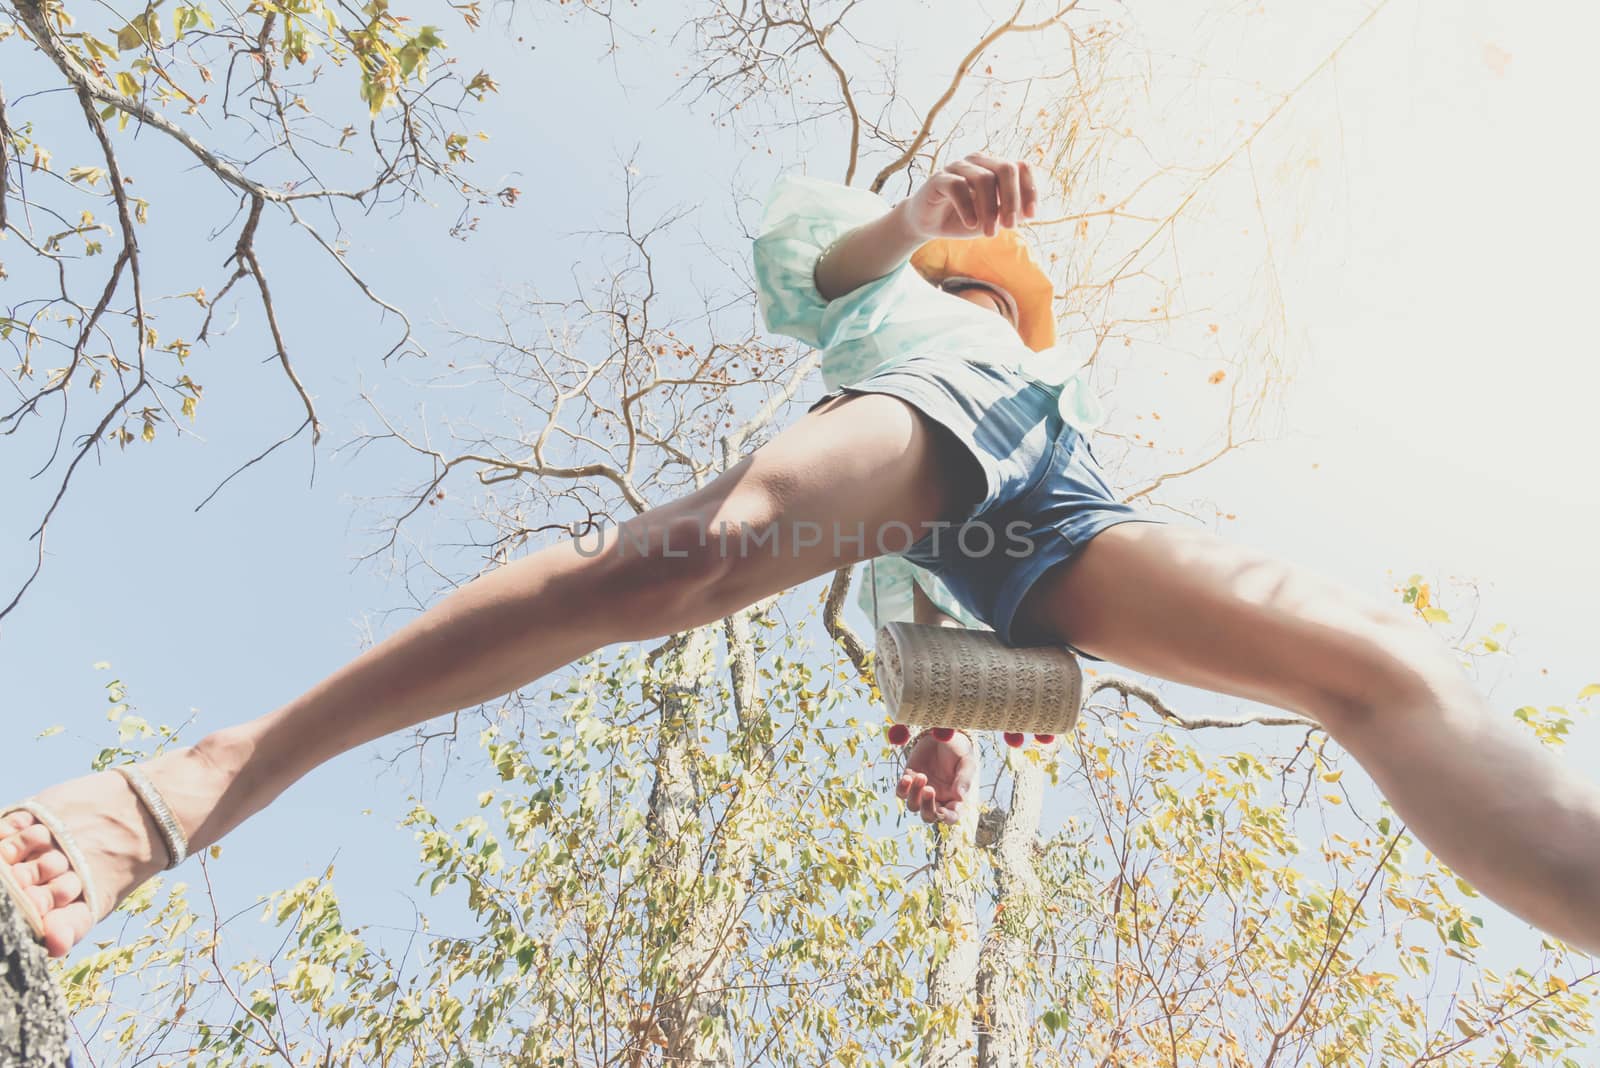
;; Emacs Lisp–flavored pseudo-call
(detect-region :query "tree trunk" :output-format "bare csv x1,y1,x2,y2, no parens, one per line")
646,604,776,1066
975,744,1047,1068
922,752,984,1068
0,888,73,1068
641,625,737,1068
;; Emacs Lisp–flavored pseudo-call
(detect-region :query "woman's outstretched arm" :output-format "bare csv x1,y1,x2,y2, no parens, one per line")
811,197,927,301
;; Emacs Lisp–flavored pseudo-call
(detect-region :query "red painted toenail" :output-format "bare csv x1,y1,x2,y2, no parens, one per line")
1033,734,1055,744
887,723,911,746
1003,732,1025,748
931,727,956,742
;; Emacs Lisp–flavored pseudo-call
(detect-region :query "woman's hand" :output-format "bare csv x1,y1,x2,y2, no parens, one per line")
811,151,1038,302
896,729,978,826
898,152,1039,241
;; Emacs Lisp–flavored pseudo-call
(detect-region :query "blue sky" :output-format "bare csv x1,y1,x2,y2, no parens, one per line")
3,0,1597,1055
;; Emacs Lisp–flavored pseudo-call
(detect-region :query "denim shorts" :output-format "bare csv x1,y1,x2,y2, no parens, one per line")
807,353,1170,659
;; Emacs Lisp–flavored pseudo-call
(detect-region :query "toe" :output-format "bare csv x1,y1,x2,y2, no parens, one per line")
27,868,85,919
43,901,92,959
47,870,85,909
2,824,55,864
28,849,72,887
26,882,55,917
13,849,70,889
7,839,86,946
8,857,37,888
3,811,36,835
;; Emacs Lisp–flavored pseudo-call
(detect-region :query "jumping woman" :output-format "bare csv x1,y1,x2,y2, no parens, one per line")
6,153,1600,961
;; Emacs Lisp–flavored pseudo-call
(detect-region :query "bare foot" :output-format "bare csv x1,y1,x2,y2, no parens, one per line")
2,745,231,958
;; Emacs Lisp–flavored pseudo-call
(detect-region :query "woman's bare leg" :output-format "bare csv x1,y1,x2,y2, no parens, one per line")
2,390,986,957
1011,520,1600,954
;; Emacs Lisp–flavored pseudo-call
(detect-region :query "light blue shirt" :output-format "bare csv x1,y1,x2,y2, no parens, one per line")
751,173,1104,632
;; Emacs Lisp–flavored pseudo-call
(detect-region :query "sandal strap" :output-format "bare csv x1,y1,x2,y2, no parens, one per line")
114,765,188,871
5,799,110,921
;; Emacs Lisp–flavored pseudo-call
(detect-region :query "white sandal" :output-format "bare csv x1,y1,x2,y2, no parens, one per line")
1,765,189,944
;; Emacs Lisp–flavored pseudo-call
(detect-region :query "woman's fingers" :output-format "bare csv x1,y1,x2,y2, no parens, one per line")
948,159,999,236
927,172,978,231
1019,159,1038,219
899,771,926,812
899,771,949,823
896,767,964,825
965,152,1023,229
919,152,1038,239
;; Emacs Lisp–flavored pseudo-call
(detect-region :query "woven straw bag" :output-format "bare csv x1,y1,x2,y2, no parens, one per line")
868,558,1083,737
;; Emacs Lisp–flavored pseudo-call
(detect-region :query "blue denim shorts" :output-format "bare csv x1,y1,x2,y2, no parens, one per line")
807,353,1170,659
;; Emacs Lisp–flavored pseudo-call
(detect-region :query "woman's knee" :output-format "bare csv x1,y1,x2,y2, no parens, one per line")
1309,599,1464,727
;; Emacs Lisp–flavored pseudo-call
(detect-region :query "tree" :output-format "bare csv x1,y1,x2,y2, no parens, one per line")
0,886,72,1068
0,0,516,622
8,2,1597,1065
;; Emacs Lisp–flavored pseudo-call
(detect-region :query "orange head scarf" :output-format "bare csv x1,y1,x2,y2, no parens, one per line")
910,228,1056,352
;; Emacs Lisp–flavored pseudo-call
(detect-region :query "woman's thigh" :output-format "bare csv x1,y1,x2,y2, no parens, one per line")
606,389,986,622
1010,521,1427,722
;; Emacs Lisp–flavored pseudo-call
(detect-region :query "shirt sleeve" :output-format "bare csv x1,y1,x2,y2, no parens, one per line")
751,173,931,352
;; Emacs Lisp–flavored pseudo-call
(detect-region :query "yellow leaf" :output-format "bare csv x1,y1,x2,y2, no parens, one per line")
1320,770,1342,783
1322,793,1343,805
67,166,109,187
141,421,155,443
1578,683,1600,701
